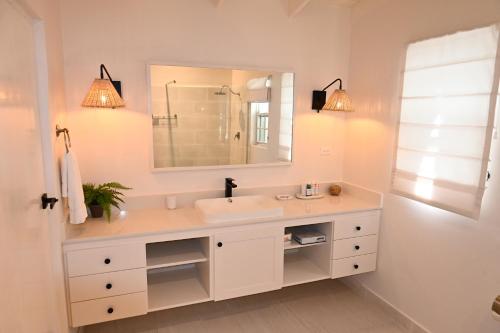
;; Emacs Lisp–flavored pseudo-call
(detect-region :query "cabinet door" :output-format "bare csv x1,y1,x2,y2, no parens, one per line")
214,226,283,301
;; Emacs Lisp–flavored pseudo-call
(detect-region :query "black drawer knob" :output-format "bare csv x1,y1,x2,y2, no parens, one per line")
355,226,361,231
104,258,111,264
217,242,223,248
353,264,359,269
354,245,360,250
107,307,114,314
106,283,112,290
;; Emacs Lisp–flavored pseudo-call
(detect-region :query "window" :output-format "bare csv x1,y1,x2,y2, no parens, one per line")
392,25,500,219
251,102,269,144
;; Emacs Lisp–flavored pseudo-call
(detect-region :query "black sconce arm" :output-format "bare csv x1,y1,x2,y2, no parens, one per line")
321,78,343,91
100,64,114,81
99,64,122,97
312,78,344,112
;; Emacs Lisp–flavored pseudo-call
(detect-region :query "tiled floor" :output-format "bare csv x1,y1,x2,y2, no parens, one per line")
84,280,407,333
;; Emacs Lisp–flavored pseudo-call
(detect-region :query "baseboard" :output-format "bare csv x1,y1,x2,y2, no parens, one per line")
340,277,431,333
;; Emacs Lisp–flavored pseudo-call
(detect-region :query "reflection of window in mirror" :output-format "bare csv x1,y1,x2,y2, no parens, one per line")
250,102,269,145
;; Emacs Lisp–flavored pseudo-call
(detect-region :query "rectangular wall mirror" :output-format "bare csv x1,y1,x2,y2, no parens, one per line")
148,64,294,170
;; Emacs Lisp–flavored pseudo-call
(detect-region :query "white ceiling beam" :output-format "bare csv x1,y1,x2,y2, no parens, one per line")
288,0,312,17
210,0,224,8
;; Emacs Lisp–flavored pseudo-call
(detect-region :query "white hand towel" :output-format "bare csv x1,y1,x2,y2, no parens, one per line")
61,150,88,224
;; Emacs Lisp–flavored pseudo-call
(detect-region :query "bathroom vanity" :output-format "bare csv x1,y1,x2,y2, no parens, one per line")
63,186,382,327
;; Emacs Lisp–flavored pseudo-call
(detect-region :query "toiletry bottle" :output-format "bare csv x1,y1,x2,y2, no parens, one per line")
306,183,312,196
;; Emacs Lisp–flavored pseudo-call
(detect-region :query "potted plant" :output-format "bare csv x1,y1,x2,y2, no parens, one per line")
83,182,131,221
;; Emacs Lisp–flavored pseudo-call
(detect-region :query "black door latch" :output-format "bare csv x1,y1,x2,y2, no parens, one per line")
41,193,58,209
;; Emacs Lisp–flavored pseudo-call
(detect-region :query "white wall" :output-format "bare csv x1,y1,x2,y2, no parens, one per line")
60,0,351,196
345,1,500,332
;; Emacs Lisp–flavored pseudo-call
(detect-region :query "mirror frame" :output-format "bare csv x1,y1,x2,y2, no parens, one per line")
146,61,295,173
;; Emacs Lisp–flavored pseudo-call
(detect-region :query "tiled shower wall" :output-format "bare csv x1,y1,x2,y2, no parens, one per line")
152,86,232,168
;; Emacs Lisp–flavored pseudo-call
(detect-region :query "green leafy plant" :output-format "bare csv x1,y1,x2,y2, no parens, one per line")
83,182,131,221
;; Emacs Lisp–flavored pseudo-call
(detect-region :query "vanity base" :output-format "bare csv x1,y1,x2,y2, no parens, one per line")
64,209,381,327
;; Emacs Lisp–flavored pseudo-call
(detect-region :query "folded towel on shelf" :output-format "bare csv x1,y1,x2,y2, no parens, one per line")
61,150,87,224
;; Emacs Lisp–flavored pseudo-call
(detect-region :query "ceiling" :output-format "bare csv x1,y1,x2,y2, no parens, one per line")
331,0,360,5
210,0,360,17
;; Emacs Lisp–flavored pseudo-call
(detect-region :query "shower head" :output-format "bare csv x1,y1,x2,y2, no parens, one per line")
166,80,176,86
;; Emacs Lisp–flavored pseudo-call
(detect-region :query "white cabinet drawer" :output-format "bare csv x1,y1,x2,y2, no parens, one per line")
332,253,377,278
333,211,380,240
66,244,146,277
71,291,147,327
332,235,378,259
69,268,146,302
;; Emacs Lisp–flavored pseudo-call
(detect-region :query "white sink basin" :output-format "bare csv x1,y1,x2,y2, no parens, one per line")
195,195,284,223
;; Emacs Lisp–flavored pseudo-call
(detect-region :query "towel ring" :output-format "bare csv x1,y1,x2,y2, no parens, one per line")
56,125,71,153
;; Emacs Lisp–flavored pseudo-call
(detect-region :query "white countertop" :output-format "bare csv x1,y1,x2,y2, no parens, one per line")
64,193,382,244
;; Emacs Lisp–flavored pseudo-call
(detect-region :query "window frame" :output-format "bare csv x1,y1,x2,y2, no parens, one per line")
249,101,270,145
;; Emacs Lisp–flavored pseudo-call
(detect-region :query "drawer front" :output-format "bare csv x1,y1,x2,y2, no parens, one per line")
333,211,380,240
332,235,378,259
69,268,146,302
71,292,147,327
66,244,146,277
332,253,377,279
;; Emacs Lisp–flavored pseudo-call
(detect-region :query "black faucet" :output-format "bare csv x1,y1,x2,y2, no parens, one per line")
225,178,237,198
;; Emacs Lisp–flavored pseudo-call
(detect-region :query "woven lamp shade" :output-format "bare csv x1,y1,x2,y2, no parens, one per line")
82,79,125,108
322,89,353,112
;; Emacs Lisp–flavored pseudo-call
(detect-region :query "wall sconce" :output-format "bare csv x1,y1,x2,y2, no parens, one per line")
312,78,353,113
82,64,125,108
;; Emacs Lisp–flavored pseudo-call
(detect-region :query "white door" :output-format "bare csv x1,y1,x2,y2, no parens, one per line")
0,1,60,331
214,226,283,301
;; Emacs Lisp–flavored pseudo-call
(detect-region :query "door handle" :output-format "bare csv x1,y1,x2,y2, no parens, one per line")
41,193,58,209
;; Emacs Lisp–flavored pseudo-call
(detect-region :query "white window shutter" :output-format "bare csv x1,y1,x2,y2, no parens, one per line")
247,76,272,102
392,24,500,219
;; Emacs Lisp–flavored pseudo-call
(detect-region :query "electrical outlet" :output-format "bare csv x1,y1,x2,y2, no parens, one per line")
320,147,332,156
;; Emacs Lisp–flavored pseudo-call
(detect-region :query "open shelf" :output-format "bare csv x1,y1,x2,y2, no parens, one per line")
146,238,208,269
284,224,329,251
284,239,327,250
283,222,332,288
147,265,210,312
283,251,330,287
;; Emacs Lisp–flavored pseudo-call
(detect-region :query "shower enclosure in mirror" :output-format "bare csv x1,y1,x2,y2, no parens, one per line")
148,64,294,169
